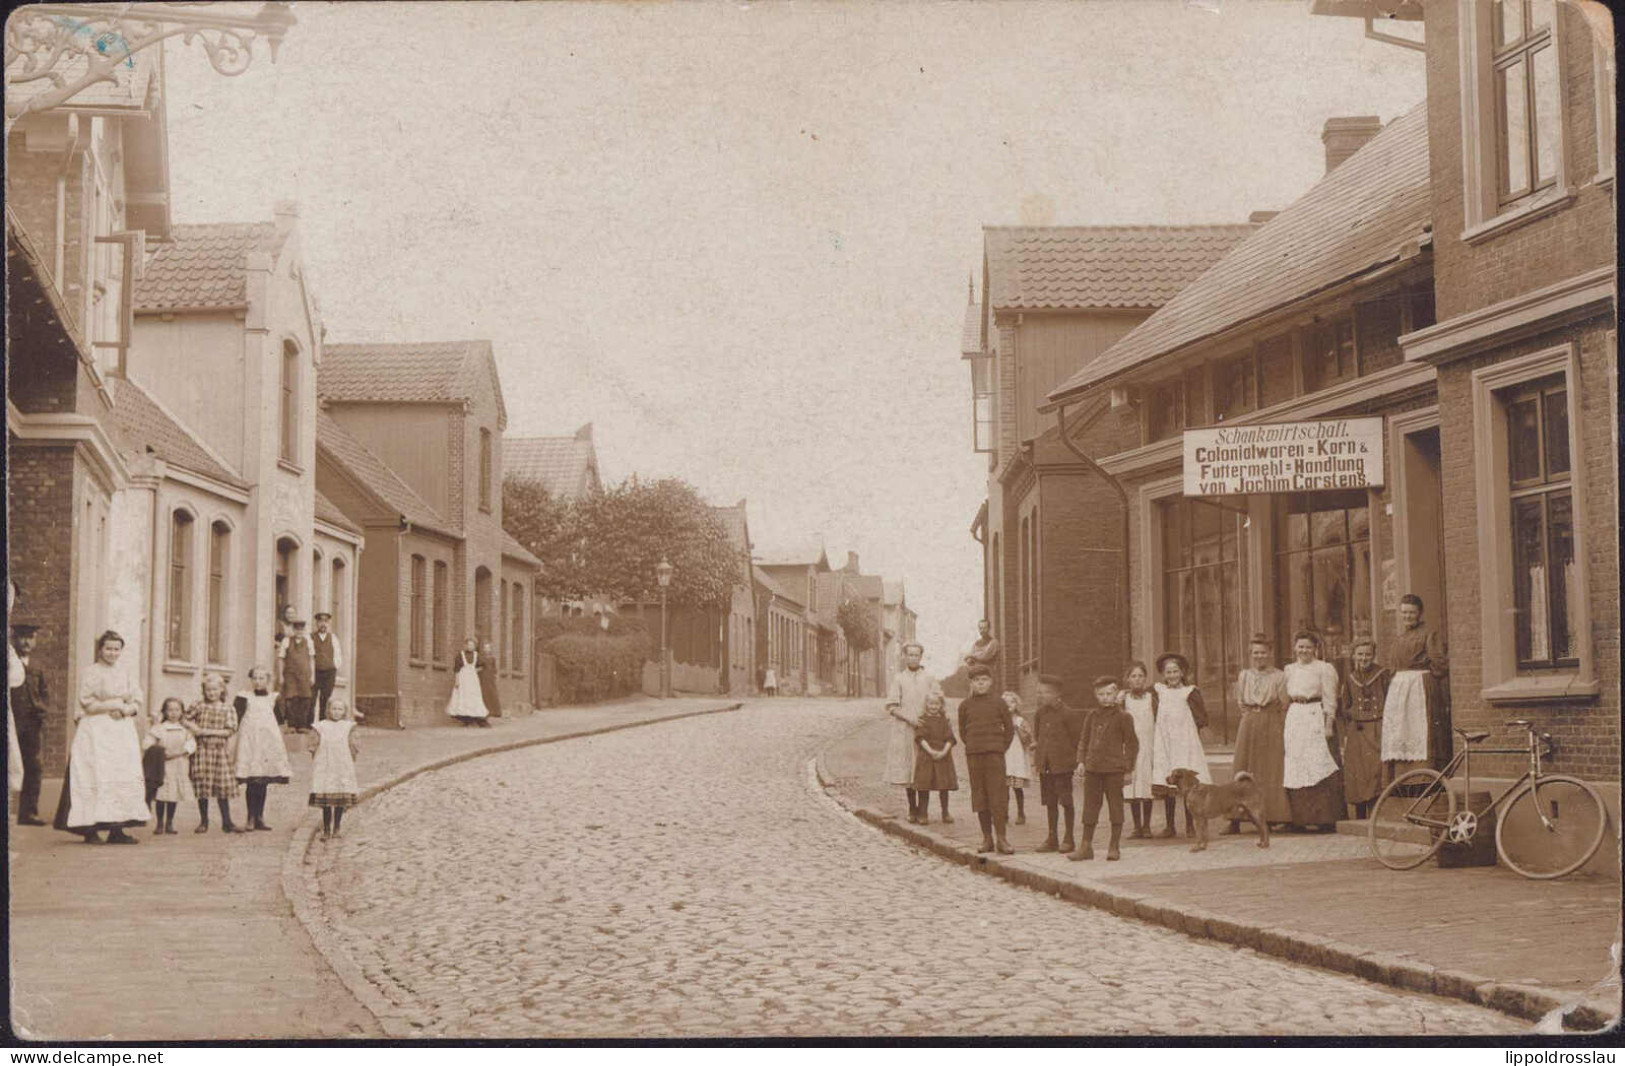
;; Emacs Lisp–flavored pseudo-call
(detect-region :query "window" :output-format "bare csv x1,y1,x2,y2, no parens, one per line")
432,560,448,662
410,555,427,660
1303,318,1356,392
500,580,511,664
1018,516,1030,663
1596,33,1616,179
479,428,493,512
970,354,994,453
331,556,346,638
1493,0,1561,205
1257,334,1297,408
1506,377,1578,669
1160,498,1245,744
1213,352,1257,422
168,510,194,660
512,589,524,674
1273,490,1374,669
280,342,299,464
1145,379,1185,443
207,521,229,663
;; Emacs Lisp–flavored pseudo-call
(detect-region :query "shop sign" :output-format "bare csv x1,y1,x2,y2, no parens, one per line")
1183,417,1384,497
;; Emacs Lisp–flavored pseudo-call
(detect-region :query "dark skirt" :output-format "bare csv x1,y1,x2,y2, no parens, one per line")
1340,718,1384,804
478,667,503,715
1287,737,1346,826
52,765,146,837
309,792,358,809
1232,707,1292,822
912,750,959,791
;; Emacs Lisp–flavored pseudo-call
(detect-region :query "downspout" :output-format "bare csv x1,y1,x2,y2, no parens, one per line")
1055,400,1133,668
141,459,167,736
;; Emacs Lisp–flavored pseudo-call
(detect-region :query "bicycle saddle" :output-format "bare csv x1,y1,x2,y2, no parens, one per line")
1456,728,1491,743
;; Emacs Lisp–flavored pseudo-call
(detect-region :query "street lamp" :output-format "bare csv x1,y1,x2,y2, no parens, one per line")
655,556,674,698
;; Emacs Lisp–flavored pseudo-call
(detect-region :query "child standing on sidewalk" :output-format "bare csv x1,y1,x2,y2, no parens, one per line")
957,665,1014,854
1150,653,1210,838
911,693,958,824
185,672,242,834
145,698,195,835
1069,677,1140,862
1002,691,1034,825
309,698,360,840
1029,674,1085,854
1120,662,1157,839
235,667,292,831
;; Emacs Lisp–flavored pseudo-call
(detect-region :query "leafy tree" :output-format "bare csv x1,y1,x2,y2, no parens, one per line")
502,477,583,601
837,596,876,651
572,477,740,608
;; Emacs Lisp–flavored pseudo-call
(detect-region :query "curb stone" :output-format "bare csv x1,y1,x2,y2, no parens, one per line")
813,747,1619,1033
282,701,743,1038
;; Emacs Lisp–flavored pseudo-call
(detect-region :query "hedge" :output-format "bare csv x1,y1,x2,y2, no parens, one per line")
545,629,651,704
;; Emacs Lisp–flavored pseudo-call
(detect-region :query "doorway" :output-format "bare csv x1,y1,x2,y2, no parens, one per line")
1398,425,1447,635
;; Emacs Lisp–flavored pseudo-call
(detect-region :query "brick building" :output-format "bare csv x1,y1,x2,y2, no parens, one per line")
314,341,541,727
962,224,1256,712
753,565,807,695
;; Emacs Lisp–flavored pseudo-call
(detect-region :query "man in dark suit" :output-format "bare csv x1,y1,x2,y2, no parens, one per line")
10,622,50,825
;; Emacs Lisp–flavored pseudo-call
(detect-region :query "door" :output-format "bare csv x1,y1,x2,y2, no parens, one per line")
1274,490,1374,672
1400,426,1447,636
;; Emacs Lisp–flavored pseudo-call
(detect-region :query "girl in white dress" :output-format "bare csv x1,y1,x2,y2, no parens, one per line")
55,631,148,844
1281,631,1345,832
447,639,491,726
146,697,196,834
1120,662,1158,839
1002,691,1034,825
1150,653,1210,839
309,698,360,840
234,666,293,831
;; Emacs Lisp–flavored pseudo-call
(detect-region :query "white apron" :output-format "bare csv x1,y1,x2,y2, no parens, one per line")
68,662,148,828
1005,713,1033,786
882,668,939,786
1282,661,1341,789
7,646,25,793
310,719,360,797
1380,669,1430,761
447,654,490,719
234,691,293,781
1122,691,1157,799
1151,683,1210,784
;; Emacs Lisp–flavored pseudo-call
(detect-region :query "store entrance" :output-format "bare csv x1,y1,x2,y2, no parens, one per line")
1273,490,1373,671
1160,496,1247,745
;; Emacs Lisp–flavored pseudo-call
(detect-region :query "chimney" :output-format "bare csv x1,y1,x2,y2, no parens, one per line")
1248,210,1279,224
1321,116,1383,174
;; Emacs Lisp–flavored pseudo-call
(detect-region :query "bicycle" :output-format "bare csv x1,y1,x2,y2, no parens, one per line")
1367,718,1608,879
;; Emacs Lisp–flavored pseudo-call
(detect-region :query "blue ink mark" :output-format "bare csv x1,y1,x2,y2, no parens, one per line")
47,15,135,68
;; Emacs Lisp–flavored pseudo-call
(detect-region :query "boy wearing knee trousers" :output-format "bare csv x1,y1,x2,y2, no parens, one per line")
1070,677,1140,862
1030,674,1085,853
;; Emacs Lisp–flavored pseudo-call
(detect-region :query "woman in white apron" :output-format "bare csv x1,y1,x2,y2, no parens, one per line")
54,631,148,844
1003,691,1034,825
1150,653,1210,838
448,639,491,726
883,643,938,823
1281,631,1345,832
1381,593,1450,777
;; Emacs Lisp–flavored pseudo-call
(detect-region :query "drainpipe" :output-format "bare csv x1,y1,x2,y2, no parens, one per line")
1055,400,1133,668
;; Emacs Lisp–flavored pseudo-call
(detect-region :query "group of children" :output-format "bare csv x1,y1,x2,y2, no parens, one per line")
138,668,361,842
903,653,1216,861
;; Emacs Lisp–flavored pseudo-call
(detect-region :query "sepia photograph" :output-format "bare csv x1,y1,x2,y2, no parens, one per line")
3,0,1620,1046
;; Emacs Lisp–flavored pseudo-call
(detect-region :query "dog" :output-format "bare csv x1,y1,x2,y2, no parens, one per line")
1165,768,1270,853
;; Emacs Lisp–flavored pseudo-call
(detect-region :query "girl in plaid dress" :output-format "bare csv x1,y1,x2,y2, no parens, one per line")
308,698,360,840
185,673,243,834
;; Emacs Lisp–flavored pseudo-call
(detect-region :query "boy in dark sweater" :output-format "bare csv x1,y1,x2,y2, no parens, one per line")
956,664,1015,854
1068,677,1141,862
1030,674,1085,853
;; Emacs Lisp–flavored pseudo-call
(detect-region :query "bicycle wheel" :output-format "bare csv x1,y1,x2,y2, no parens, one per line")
1369,769,1455,869
1496,774,1607,880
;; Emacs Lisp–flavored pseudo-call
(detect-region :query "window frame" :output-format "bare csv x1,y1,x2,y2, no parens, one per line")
431,560,449,664
1503,376,1579,671
1470,342,1596,701
409,554,428,664
1212,349,1259,423
279,341,300,466
167,507,196,663
207,519,231,666
512,585,525,675
1301,317,1358,393
330,556,346,644
479,427,493,513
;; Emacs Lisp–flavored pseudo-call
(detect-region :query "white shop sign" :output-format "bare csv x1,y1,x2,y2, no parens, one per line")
1182,417,1385,497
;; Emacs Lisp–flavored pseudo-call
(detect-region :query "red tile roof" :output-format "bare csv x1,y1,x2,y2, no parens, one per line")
505,430,599,501
318,339,505,421
1049,104,1431,403
316,411,452,536
313,489,362,535
984,224,1257,312
132,222,284,312
105,377,248,489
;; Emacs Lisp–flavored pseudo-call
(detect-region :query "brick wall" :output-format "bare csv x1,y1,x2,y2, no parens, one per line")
7,442,81,770
397,532,460,727
1038,470,1128,707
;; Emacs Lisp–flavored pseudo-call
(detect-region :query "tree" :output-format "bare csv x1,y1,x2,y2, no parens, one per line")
837,596,876,651
572,477,740,607
502,477,583,601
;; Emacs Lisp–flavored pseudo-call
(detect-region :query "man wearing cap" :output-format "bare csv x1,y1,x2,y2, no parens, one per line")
279,618,316,733
9,621,51,825
311,612,342,722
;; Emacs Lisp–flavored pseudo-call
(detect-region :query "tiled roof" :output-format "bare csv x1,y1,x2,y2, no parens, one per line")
1050,104,1431,402
711,503,750,555
752,565,802,608
319,342,506,428
316,411,453,536
106,377,248,489
500,529,542,567
984,224,1257,312
813,572,846,627
756,544,829,568
133,222,283,312
505,432,598,501
312,489,361,535
961,300,982,356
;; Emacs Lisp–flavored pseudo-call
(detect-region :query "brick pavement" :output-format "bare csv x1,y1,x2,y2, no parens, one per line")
7,696,739,1041
820,713,1622,1028
309,699,1520,1037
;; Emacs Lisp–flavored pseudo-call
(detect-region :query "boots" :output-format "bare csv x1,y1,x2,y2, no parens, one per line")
994,816,1014,854
1037,806,1060,852
1130,800,1147,839
1013,788,1026,826
938,792,953,824
976,811,994,853
1067,822,1095,861
1059,807,1075,854
1157,796,1178,838
196,799,210,834
1106,822,1123,861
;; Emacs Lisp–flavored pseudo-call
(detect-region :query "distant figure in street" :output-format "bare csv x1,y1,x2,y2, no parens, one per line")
309,698,360,840
10,620,50,825
963,619,1000,671
185,672,243,833
1029,674,1084,854
279,618,316,733
478,641,503,718
145,697,196,835
957,665,1014,854
1381,593,1450,776
762,667,778,697
1150,653,1209,839
1339,637,1390,821
1281,631,1345,833
1002,690,1034,825
1069,676,1140,862
911,692,958,824
448,639,492,727
883,642,940,823
1228,637,1291,835
311,612,342,722
235,667,292,831
1119,662,1158,839
54,630,148,844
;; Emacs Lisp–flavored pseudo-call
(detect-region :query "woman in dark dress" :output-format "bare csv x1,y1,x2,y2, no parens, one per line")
478,641,503,718
1381,593,1450,776
1226,634,1292,833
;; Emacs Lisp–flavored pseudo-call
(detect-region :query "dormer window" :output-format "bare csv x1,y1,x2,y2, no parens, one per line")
968,352,994,453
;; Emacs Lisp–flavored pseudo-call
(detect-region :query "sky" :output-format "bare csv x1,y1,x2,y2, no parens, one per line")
162,0,1427,675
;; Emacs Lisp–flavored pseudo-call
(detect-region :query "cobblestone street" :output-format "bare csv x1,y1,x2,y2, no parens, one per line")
311,700,1524,1038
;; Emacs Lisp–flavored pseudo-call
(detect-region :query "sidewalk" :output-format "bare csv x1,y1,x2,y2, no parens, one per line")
7,696,740,1041
819,714,1622,1032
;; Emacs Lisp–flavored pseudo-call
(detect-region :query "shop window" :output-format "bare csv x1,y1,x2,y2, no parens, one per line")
168,510,195,661
1213,352,1257,422
1144,379,1186,443
1302,318,1357,393
1506,377,1578,669
1257,335,1297,408
1160,497,1245,744
1273,490,1373,669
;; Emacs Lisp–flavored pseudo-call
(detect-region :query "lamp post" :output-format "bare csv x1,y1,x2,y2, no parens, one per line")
655,556,674,698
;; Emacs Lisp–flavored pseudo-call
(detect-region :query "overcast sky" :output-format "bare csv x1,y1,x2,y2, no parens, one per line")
164,0,1426,674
